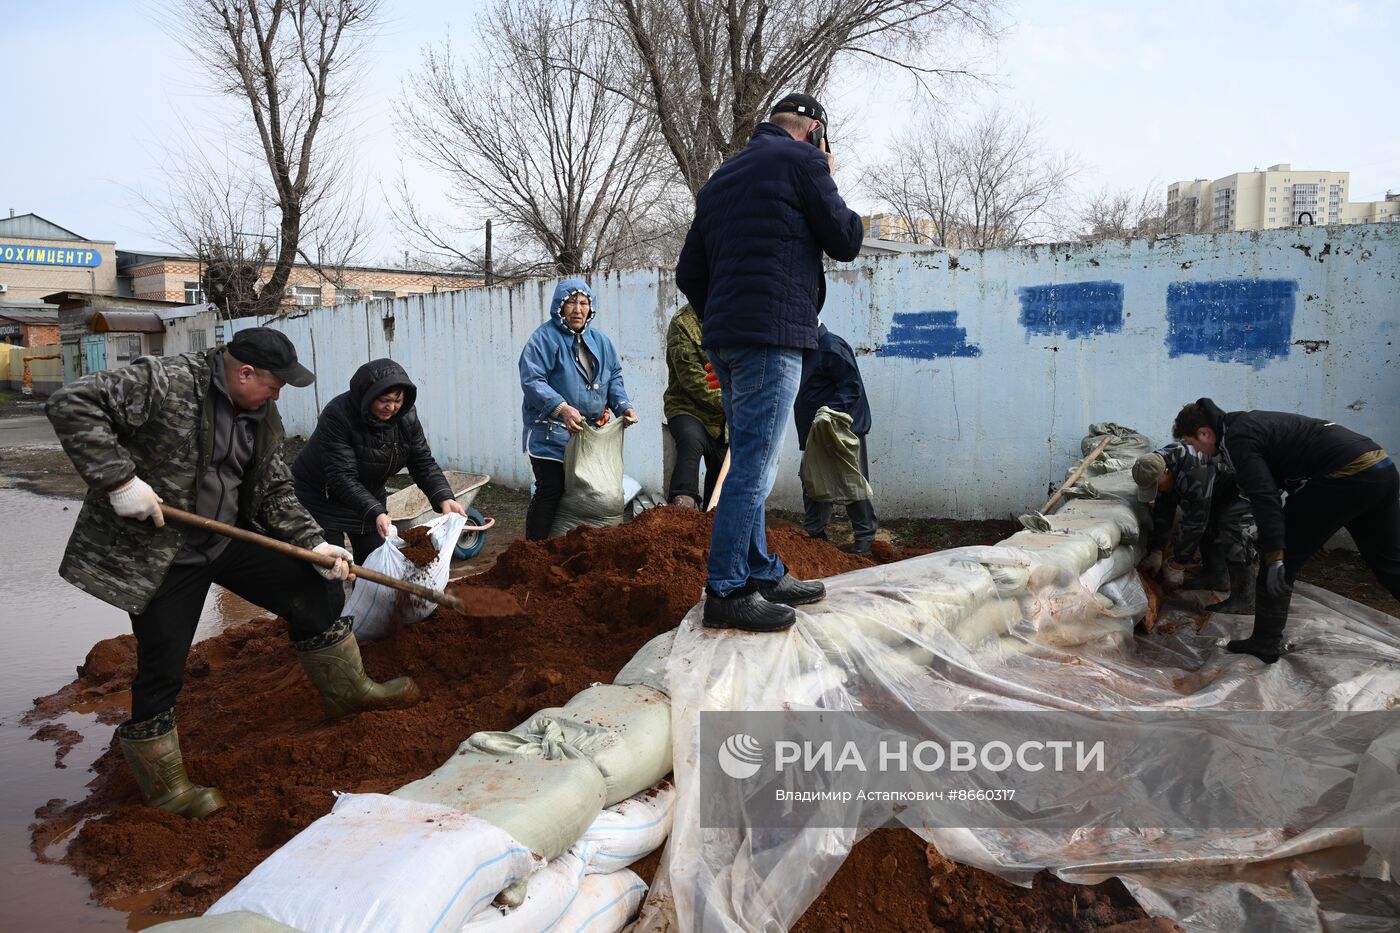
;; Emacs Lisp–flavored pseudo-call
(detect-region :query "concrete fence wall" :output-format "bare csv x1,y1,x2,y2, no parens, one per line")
235,224,1400,519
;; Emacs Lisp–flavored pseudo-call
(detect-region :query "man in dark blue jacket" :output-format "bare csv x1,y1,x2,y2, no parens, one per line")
795,323,877,553
1173,398,1397,663
676,92,865,632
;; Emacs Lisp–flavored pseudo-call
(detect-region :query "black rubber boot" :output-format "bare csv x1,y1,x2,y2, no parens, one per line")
1184,541,1228,591
703,587,796,632
758,573,827,607
1206,562,1256,614
1225,586,1290,664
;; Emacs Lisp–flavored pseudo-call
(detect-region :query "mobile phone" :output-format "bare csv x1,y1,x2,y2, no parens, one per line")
807,123,827,151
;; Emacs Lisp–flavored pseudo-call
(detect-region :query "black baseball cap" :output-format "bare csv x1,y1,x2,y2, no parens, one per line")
226,327,315,387
770,92,826,125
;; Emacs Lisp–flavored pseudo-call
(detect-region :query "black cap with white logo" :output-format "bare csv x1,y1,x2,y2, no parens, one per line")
770,92,826,125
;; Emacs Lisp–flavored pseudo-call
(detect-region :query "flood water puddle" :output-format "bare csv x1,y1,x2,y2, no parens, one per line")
0,485,263,930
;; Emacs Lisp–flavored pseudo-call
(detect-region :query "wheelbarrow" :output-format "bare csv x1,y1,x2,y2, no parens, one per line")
386,471,496,559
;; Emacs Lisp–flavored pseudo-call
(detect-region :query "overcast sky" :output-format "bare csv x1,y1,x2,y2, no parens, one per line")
4,0,1397,261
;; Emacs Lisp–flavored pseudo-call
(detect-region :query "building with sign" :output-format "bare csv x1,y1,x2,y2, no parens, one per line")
118,251,483,309
0,213,117,301
47,291,217,385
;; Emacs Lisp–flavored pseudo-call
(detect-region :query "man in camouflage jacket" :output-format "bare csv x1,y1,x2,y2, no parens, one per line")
1135,441,1256,612
47,328,419,819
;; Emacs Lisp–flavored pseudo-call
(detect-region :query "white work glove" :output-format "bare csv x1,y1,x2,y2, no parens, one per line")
313,542,353,581
1139,550,1163,575
1162,561,1185,591
109,476,164,527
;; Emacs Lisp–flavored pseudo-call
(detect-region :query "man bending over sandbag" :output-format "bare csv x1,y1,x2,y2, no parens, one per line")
1173,398,1398,663
1133,441,1256,612
46,328,420,819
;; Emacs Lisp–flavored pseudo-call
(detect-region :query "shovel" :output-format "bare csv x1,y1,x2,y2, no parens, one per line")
160,505,466,612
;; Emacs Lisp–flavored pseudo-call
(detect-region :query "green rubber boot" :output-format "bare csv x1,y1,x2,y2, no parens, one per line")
295,618,421,720
117,712,225,819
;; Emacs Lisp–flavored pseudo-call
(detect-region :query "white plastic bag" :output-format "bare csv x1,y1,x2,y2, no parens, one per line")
346,512,466,640
207,793,539,933
581,781,676,874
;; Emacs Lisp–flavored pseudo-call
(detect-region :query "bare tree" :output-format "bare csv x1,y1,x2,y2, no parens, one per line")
397,0,682,276
1078,183,1167,241
600,0,1000,194
167,0,380,316
863,108,1076,248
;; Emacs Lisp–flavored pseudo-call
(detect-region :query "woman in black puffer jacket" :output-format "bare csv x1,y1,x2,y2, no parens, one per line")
294,359,464,563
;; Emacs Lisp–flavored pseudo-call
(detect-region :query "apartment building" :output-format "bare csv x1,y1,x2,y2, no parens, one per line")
1167,165,1399,233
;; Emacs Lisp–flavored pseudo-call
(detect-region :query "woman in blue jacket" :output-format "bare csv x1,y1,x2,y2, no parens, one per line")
519,279,636,540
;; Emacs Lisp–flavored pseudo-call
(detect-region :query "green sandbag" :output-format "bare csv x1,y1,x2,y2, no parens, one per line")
801,407,873,503
550,418,626,537
391,745,607,861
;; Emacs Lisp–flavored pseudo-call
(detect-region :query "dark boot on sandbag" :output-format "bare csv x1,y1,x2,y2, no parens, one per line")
1207,562,1256,614
117,710,225,819
295,617,421,719
758,573,827,607
1184,542,1228,591
704,586,796,632
1225,589,1290,664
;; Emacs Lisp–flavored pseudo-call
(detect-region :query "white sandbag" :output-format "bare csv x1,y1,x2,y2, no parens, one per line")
554,870,647,932
550,419,626,537
1080,544,1144,594
393,746,608,862
1018,510,1121,557
146,913,299,932
581,782,676,874
1002,530,1101,577
1056,498,1144,545
613,630,677,697
485,684,673,805
207,793,538,933
461,845,590,932
346,512,467,640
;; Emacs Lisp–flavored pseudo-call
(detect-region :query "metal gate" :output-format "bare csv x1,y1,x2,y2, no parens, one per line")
82,334,106,373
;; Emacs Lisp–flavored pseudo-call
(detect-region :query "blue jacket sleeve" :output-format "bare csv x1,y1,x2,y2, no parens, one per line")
675,221,710,317
519,331,566,417
795,151,865,262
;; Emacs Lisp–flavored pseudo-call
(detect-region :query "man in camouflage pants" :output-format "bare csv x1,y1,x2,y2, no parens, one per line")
1135,440,1256,613
47,328,420,818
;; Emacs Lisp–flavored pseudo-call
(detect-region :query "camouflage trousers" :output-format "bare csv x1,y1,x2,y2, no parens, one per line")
1203,495,1257,565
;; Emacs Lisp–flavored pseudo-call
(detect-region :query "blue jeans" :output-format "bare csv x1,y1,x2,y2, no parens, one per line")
706,344,804,596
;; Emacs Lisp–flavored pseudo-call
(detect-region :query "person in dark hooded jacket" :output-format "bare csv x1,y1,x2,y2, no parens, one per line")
1172,398,1397,663
294,359,464,563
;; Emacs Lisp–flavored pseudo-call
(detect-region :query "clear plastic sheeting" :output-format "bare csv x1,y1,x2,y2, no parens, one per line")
637,509,1400,932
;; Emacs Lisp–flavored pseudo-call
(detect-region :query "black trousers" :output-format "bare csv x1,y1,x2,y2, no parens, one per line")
318,521,385,566
802,436,878,547
667,414,726,507
526,456,567,541
1281,462,1400,599
127,537,343,722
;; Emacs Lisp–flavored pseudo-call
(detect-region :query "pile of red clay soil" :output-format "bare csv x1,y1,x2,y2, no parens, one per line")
29,507,1170,930
28,507,867,916
794,829,1177,933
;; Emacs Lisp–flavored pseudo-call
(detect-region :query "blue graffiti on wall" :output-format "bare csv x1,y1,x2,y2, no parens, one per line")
1165,279,1297,367
1017,280,1124,339
877,310,982,359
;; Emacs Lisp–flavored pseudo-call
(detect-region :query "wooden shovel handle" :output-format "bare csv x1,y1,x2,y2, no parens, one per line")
160,505,465,612
1041,435,1114,515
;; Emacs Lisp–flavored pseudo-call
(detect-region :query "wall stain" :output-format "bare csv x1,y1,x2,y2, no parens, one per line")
1293,244,1313,258
1293,339,1330,354
1165,279,1297,368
